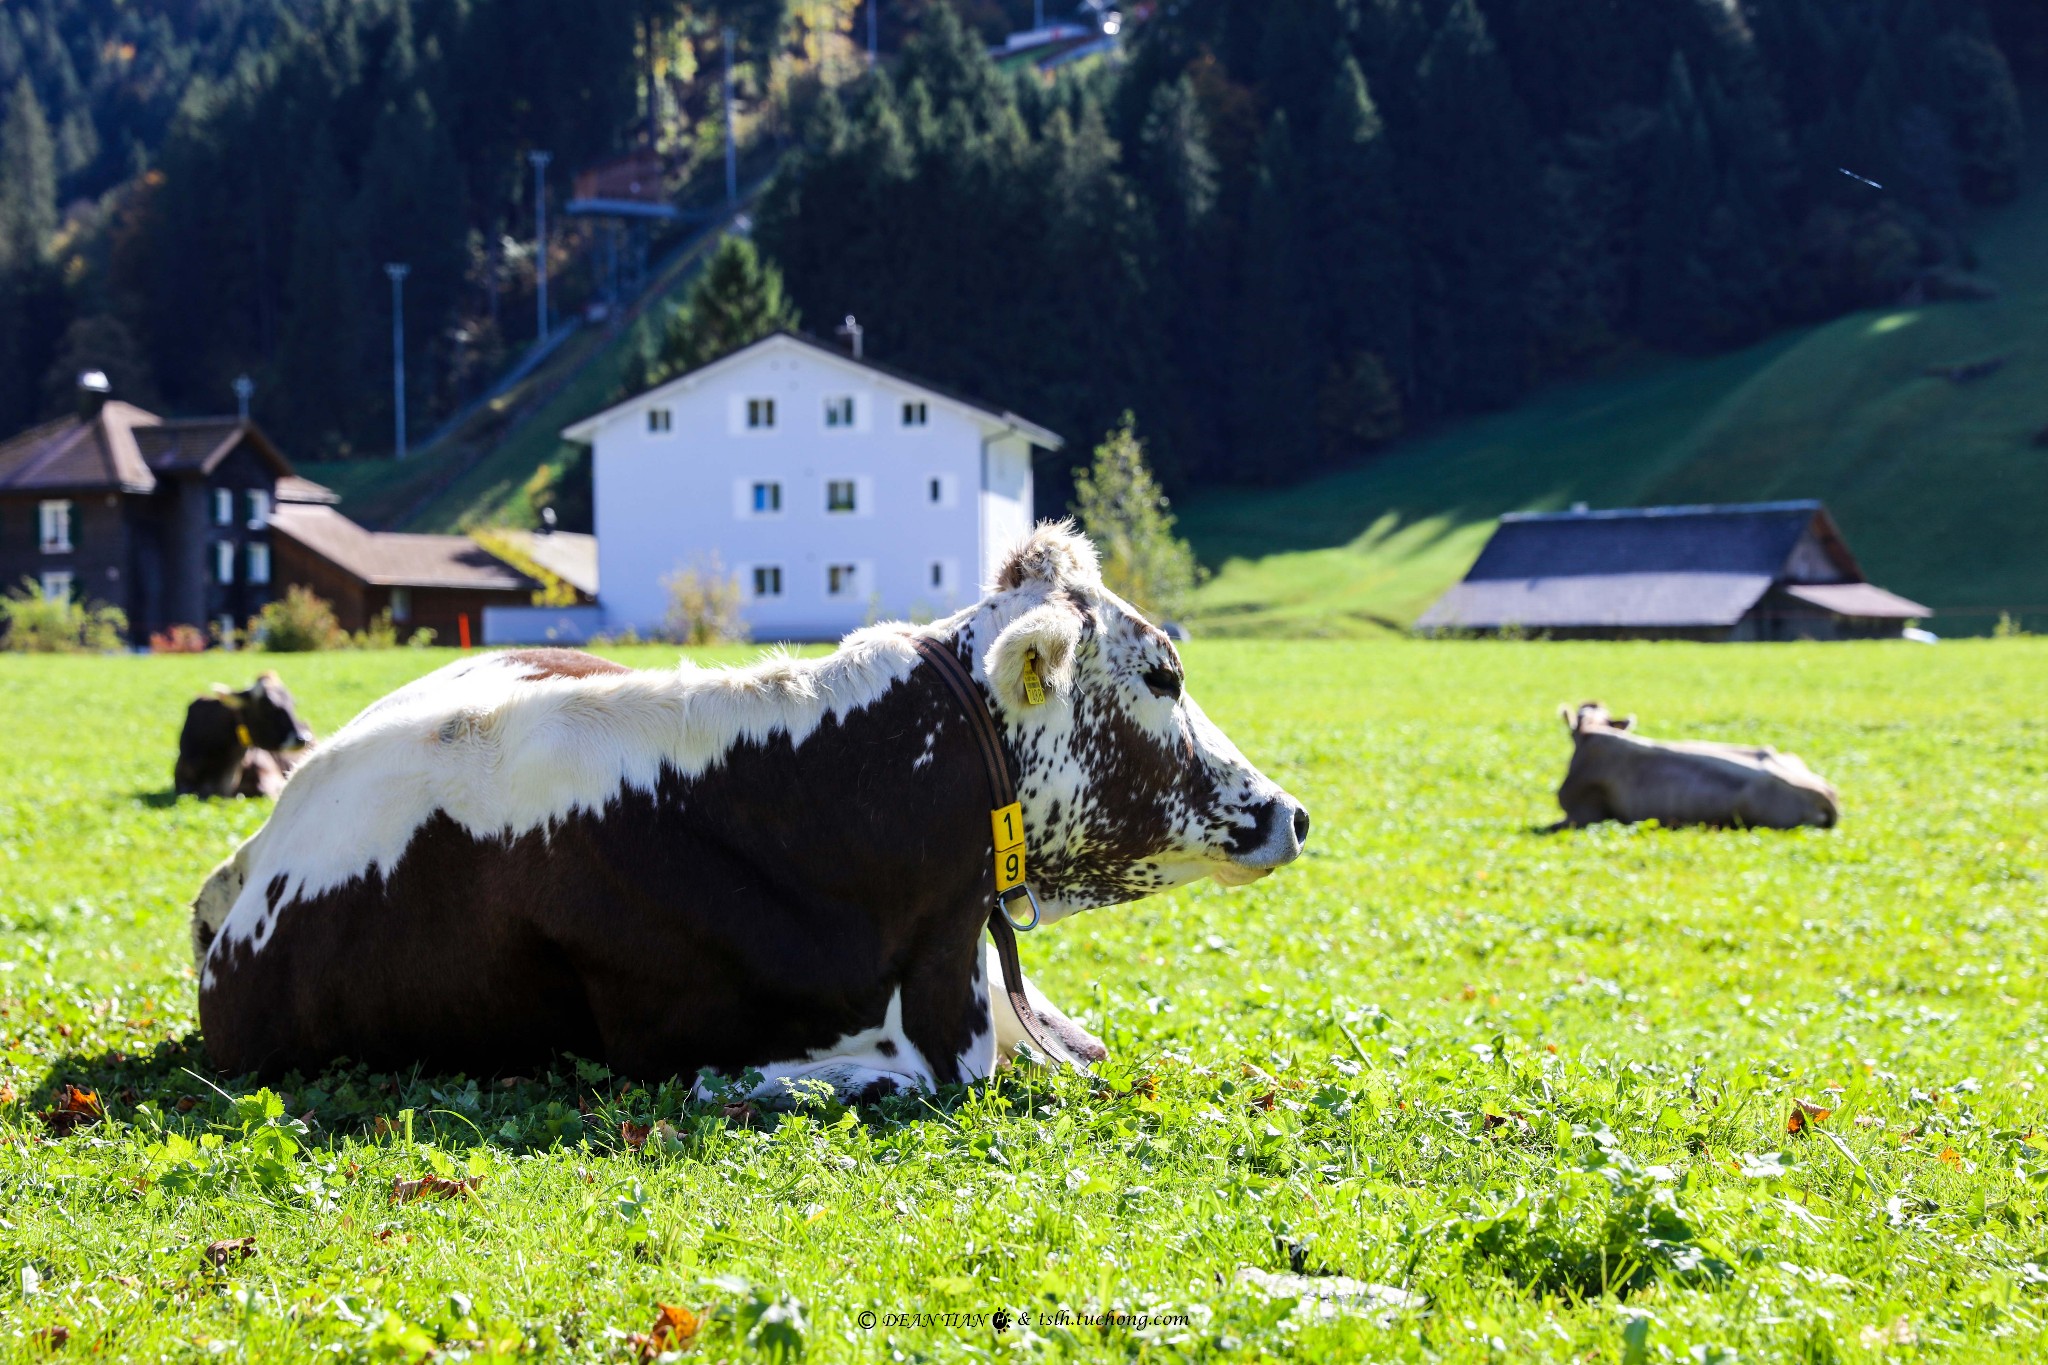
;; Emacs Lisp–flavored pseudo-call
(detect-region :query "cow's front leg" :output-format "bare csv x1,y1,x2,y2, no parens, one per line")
984,940,1107,1069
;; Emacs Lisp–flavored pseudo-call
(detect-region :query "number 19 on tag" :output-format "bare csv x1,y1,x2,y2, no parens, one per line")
991,802,1027,894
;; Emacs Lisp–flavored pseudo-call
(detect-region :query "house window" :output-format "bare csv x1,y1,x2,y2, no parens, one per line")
213,488,234,526
214,540,236,584
746,397,776,429
752,565,783,598
390,587,412,623
648,407,673,433
926,473,956,509
825,479,857,513
827,563,859,597
824,395,855,428
246,542,271,585
902,401,928,427
751,481,782,514
37,499,73,552
931,561,945,588
246,489,270,529
39,570,73,601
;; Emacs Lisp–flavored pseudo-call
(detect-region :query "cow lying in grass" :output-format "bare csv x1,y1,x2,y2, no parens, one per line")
174,673,317,800
190,524,1310,1099
1555,701,1839,830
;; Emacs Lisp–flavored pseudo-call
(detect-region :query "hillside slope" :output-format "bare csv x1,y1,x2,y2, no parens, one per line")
1180,110,2048,638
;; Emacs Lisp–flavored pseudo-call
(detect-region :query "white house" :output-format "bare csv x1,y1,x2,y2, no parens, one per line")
561,331,1063,640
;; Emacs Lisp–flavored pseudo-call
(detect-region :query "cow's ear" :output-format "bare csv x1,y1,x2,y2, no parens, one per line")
1613,714,1635,731
986,603,1083,709
1560,704,1577,733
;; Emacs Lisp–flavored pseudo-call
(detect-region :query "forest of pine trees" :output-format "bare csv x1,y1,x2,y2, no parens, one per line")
0,0,2030,496
764,0,2027,492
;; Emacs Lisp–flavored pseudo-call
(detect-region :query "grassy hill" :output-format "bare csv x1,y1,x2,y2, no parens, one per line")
1180,113,2048,639
305,195,762,537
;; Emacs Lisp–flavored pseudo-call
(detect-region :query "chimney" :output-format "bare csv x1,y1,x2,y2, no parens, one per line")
76,370,111,422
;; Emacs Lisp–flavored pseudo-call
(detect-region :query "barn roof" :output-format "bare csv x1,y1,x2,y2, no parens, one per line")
1417,501,1923,630
269,504,538,593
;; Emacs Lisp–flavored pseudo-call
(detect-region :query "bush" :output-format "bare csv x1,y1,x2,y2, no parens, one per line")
251,586,347,652
1073,415,1204,625
0,579,127,653
148,623,209,654
344,609,437,650
663,555,749,646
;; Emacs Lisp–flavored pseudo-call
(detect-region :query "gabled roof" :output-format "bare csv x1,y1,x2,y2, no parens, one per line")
275,474,340,505
269,504,538,593
0,404,296,494
1417,501,1914,630
0,402,159,493
561,330,1064,449
490,528,599,597
134,418,294,480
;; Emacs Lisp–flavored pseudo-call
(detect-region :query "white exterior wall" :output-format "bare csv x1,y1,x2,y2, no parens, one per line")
588,340,1037,640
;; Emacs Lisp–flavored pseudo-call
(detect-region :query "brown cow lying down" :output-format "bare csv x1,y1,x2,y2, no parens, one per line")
1555,702,1839,829
174,673,317,799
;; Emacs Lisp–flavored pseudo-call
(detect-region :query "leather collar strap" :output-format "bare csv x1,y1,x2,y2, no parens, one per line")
910,635,1079,1071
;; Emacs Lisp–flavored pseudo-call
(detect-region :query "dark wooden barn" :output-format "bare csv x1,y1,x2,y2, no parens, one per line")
0,382,323,639
1416,500,1930,641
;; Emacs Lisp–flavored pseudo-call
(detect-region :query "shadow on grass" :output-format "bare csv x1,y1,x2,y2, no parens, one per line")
25,1037,987,1153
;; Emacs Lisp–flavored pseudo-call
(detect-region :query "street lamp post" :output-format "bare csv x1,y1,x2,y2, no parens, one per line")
723,28,738,208
385,263,410,460
529,150,553,345
232,374,254,422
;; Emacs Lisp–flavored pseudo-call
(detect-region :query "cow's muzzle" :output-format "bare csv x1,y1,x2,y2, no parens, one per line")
1218,795,1310,884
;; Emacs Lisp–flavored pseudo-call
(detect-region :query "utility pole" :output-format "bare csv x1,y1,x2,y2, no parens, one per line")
1035,0,1044,31
385,263,410,460
528,150,552,344
232,374,254,422
723,27,738,208
836,314,864,360
868,0,878,61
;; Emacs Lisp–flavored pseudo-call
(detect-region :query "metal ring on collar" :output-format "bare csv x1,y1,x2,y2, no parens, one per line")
999,885,1042,932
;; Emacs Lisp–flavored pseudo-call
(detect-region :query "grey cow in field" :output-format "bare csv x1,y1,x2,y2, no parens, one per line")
1554,702,1839,830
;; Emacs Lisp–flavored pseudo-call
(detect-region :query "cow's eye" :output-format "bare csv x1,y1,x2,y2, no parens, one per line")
1141,666,1182,700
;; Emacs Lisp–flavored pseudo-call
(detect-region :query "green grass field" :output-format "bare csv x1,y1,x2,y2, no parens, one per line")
4,640,2046,1361
1180,108,2048,639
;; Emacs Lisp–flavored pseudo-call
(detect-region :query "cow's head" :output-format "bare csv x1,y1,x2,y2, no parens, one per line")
239,672,315,752
958,523,1308,923
1563,701,1633,736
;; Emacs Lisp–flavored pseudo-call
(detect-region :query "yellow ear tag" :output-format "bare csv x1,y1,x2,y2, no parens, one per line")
235,724,253,747
991,802,1027,894
1020,648,1046,706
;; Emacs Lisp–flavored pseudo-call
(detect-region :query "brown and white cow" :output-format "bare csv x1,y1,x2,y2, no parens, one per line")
174,673,318,800
1555,701,1839,830
190,524,1308,1098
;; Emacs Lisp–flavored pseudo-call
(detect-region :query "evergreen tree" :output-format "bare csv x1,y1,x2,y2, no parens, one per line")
1229,111,1319,480
1638,54,1719,349
278,125,361,453
646,235,799,385
1310,56,1412,408
1934,31,2025,203
1136,74,1224,481
1409,0,1536,411
0,77,57,272
1072,414,1201,625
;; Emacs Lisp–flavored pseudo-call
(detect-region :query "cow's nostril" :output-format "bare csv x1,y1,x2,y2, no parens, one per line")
1292,805,1310,845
